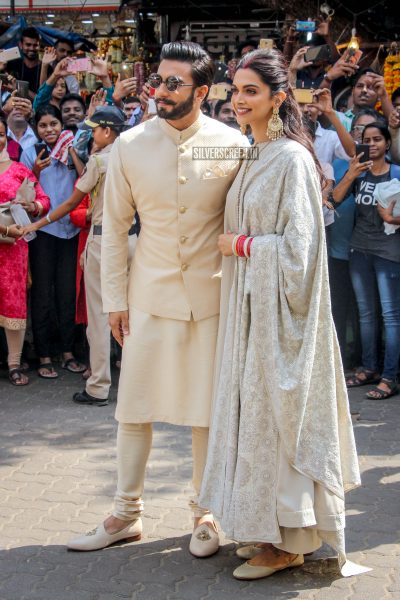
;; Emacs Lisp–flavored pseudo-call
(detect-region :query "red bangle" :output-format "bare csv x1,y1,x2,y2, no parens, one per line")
235,235,254,258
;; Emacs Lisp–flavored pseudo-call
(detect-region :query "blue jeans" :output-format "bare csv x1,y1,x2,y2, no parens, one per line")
349,250,400,381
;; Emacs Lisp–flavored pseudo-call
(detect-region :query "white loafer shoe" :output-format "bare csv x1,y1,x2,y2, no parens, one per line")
189,522,220,558
233,553,304,580
67,518,142,551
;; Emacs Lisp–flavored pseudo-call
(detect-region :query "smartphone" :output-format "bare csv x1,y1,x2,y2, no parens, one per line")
259,38,274,50
67,57,91,73
345,48,363,65
16,80,30,99
305,44,332,64
357,144,370,163
0,46,21,62
35,143,50,160
120,64,133,79
293,88,314,104
148,88,157,115
295,20,316,32
208,83,228,101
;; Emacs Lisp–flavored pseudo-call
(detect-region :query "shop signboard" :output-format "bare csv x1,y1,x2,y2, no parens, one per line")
0,0,120,9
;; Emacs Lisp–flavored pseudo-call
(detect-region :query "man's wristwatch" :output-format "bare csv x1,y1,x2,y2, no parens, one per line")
323,72,332,83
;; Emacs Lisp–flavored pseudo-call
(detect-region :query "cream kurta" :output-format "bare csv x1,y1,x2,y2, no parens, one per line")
200,138,363,572
101,113,247,425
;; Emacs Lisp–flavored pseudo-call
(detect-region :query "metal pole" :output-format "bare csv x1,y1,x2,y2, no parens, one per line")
10,0,15,17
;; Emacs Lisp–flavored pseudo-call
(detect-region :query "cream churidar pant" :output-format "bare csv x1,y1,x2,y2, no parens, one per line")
113,423,209,520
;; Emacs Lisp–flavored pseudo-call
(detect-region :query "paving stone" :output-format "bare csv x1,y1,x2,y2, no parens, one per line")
0,371,398,600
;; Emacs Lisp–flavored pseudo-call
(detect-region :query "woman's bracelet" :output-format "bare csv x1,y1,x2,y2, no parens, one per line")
1,226,10,238
45,213,52,224
232,234,254,258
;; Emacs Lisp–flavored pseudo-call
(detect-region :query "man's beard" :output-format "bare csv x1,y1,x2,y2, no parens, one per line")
156,90,195,120
23,50,38,61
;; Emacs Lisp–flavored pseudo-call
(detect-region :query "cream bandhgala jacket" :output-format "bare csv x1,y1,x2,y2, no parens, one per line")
101,113,247,320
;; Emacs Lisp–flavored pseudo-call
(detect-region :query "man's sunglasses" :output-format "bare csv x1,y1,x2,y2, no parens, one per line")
148,74,193,92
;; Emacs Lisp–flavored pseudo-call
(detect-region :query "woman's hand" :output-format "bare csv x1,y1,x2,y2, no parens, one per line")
377,199,398,224
52,57,72,78
218,232,236,256
346,153,373,180
7,224,24,239
388,108,400,130
14,197,36,213
21,222,40,235
33,148,51,178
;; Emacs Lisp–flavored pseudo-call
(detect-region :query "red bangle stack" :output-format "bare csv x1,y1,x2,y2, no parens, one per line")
233,235,254,258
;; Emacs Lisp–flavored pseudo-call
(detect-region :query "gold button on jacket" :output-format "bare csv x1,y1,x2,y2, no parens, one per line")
102,113,248,321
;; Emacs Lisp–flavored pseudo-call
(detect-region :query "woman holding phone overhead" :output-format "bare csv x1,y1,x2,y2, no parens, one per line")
330,122,400,399
20,105,85,379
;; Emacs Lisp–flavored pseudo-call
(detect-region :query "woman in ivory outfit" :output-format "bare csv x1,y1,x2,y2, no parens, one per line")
200,50,368,580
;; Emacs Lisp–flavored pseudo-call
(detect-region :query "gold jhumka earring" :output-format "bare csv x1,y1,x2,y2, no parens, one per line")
240,124,247,135
266,105,284,141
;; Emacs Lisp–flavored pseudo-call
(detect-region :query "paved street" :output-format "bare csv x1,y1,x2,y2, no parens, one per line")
0,365,399,600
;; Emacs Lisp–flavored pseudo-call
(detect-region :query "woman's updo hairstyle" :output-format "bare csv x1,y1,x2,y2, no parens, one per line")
236,48,325,187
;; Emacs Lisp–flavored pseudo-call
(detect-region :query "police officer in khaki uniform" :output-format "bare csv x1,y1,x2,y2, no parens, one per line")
73,107,139,406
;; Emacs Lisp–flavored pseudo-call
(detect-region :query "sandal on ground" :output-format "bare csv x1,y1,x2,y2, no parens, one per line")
37,362,58,379
365,378,399,400
61,358,86,374
346,368,380,388
9,368,29,386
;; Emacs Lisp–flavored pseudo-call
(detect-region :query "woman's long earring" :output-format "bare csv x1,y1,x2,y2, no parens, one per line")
266,105,284,141
240,124,247,135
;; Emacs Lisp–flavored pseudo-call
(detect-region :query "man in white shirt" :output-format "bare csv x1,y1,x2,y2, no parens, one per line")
7,98,37,150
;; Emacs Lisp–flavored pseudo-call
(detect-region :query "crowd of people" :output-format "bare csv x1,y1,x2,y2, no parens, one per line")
1,24,399,398
1,19,399,581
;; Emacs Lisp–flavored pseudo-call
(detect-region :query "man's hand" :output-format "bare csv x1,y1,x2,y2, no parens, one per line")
113,73,138,103
109,311,130,347
310,88,333,114
325,54,359,81
367,72,388,100
87,88,107,118
139,82,150,110
21,222,40,236
9,93,32,118
89,56,109,78
42,47,57,66
289,47,313,73
218,232,235,257
315,19,329,37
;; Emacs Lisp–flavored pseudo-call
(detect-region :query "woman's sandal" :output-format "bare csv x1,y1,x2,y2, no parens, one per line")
61,358,86,374
346,368,380,388
366,378,399,400
9,368,29,386
37,362,58,379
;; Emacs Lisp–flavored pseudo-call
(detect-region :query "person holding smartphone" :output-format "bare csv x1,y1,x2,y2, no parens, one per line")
330,122,400,399
20,105,85,379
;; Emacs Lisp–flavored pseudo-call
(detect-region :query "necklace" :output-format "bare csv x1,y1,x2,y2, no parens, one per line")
236,142,270,230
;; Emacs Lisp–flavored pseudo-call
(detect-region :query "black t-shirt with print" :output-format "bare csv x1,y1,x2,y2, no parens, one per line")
351,166,400,263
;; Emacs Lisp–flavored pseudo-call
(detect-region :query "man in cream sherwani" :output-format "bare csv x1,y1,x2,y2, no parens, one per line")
67,41,247,555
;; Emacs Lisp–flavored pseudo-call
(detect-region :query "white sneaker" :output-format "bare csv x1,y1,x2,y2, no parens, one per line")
189,521,220,558
67,518,142,551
